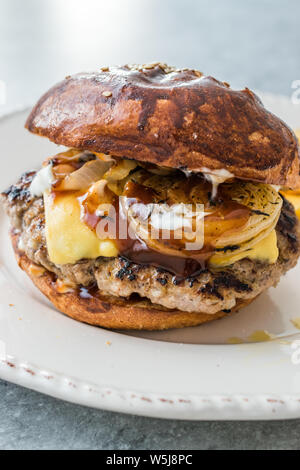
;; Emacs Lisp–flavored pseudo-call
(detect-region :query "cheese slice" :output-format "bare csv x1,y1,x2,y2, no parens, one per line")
279,130,300,219
209,230,278,267
44,191,118,265
281,192,300,220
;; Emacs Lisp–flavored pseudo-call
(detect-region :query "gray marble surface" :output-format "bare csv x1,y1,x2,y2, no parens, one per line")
0,0,300,450
1,380,300,450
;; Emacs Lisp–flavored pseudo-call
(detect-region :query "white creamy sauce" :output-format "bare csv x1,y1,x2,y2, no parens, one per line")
181,169,194,178
18,237,25,251
150,204,202,231
95,208,105,217
202,169,234,199
271,185,281,192
181,167,234,199
151,212,190,231
29,165,55,197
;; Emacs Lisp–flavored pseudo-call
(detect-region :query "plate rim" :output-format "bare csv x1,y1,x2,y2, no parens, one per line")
2,354,300,420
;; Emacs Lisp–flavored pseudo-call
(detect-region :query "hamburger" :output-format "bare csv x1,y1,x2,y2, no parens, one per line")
2,63,300,330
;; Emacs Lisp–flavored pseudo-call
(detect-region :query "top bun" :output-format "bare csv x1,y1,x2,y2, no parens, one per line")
26,63,300,188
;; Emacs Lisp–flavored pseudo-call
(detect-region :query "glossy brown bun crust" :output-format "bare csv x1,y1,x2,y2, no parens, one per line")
26,63,300,188
11,232,254,330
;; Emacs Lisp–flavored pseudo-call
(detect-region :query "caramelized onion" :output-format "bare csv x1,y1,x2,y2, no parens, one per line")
57,159,113,191
105,159,138,195
105,159,137,181
121,176,282,261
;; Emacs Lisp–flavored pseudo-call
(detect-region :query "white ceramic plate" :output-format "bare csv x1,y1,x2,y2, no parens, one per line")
1,94,300,420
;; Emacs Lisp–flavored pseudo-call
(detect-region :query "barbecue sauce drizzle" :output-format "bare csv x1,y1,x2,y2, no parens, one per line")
80,176,250,278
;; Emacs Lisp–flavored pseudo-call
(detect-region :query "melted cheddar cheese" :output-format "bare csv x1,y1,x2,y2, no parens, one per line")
44,191,118,265
209,230,278,267
281,191,300,220
280,129,300,219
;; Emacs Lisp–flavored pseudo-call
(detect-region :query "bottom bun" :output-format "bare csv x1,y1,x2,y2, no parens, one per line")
12,232,255,330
